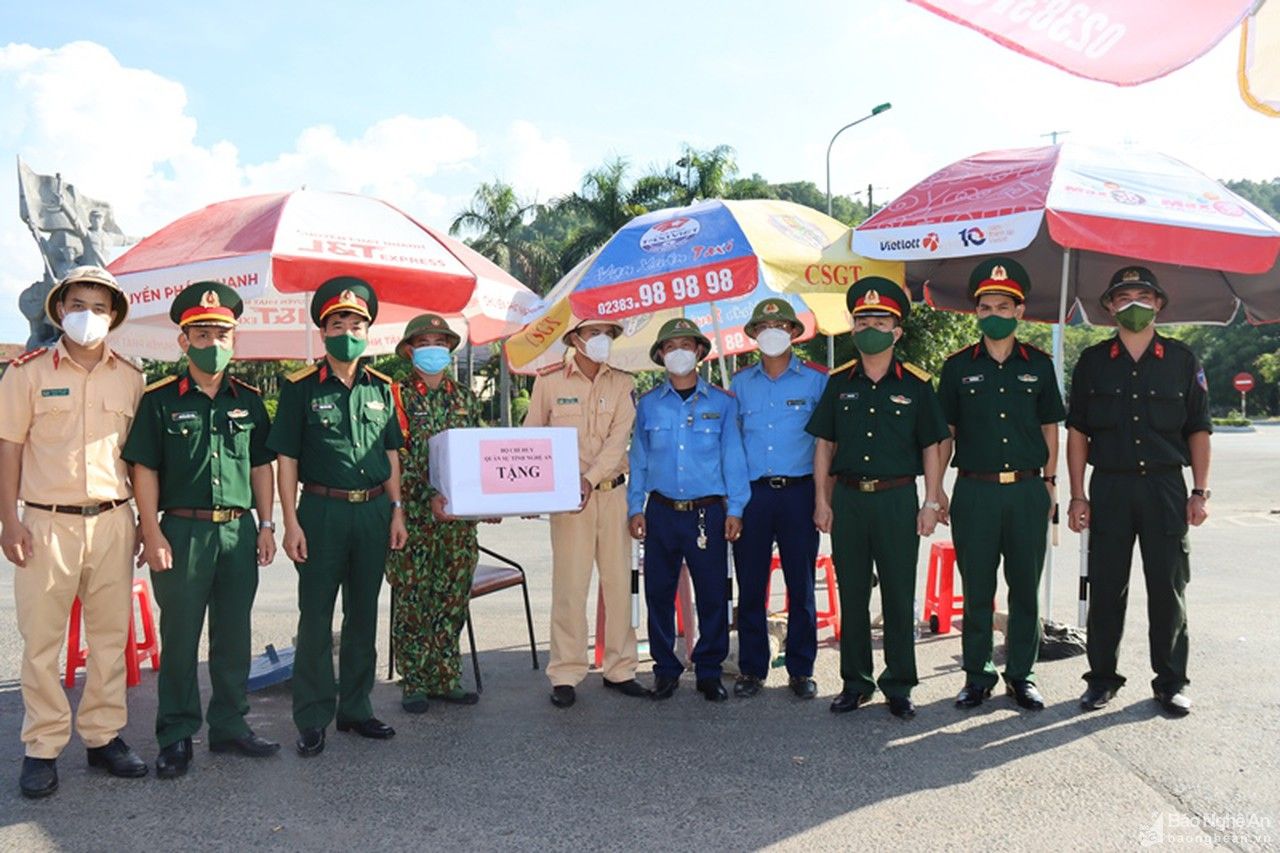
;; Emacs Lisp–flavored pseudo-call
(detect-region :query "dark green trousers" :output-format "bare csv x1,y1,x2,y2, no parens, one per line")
831,481,919,699
152,513,258,748
951,476,1051,689
1085,470,1190,694
293,492,390,731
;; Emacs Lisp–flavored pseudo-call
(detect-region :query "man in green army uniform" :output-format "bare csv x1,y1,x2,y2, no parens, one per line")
385,313,488,713
267,277,408,756
1067,266,1211,717
807,278,947,720
936,258,1066,712
125,282,280,777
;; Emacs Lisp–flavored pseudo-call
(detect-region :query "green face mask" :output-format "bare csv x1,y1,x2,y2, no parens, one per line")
978,315,1018,341
325,332,368,362
1114,302,1156,332
852,327,895,356
186,343,233,375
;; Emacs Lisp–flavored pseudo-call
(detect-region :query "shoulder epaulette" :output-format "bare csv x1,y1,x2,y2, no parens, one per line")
8,347,48,368
1020,341,1052,358
710,384,735,396
286,365,319,383
801,359,828,375
229,376,261,395
903,362,932,382
144,375,178,393
833,357,858,374
117,356,143,372
536,362,562,376
944,343,977,361
365,366,393,384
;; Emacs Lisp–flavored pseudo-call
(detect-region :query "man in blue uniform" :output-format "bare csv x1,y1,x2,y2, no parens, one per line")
730,299,826,700
628,318,750,703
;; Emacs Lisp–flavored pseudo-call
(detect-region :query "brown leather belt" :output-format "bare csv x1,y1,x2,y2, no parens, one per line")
24,498,130,517
596,474,626,492
302,483,386,503
165,507,245,523
836,475,915,493
753,475,813,489
959,469,1040,485
649,493,724,511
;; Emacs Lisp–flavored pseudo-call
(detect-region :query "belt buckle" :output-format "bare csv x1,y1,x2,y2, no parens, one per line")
672,499,692,511
81,503,102,517
347,489,369,503
858,479,877,493
998,471,1016,484
210,508,234,523
768,477,786,489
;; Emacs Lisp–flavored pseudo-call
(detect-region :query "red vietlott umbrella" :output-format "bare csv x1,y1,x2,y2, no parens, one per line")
106,189,539,360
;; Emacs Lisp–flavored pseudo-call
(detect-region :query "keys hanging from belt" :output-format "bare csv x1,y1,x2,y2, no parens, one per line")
696,508,708,550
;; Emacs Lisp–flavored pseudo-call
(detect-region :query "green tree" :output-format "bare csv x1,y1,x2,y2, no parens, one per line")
670,144,739,203
450,181,554,291
555,158,680,270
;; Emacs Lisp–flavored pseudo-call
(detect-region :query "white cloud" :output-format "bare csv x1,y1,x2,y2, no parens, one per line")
500,119,581,202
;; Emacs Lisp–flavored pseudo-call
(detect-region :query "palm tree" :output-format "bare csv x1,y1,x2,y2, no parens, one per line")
555,158,678,270
672,144,738,204
450,181,553,289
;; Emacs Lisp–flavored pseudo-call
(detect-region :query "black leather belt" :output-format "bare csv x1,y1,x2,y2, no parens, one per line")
959,469,1040,484
752,475,813,489
836,475,914,493
302,483,386,503
596,473,626,491
649,493,724,511
24,498,130,517
165,507,245,523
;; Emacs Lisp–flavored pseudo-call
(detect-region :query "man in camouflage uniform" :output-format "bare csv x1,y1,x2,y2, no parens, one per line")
386,313,487,713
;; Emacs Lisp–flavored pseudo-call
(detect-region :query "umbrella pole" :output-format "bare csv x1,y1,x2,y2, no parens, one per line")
1078,529,1090,628
708,299,731,390
631,539,641,629
827,333,835,370
500,353,512,426
1043,248,1071,620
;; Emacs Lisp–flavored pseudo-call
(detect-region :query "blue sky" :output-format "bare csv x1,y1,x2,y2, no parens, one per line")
2,0,1278,343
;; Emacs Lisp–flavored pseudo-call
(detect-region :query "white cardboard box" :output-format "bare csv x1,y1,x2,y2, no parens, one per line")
427,427,581,517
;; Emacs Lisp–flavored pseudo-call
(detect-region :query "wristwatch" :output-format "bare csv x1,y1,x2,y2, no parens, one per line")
390,500,404,510
258,520,276,531
1042,474,1057,485
1191,488,1211,500
922,500,942,511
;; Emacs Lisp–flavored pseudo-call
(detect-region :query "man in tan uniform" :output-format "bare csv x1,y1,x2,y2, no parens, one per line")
523,319,647,708
0,266,147,798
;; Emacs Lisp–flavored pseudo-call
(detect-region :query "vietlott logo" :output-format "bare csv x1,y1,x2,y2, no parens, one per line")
1139,811,1275,847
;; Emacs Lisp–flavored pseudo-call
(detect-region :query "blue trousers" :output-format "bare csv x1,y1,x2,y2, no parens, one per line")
732,479,819,679
644,499,729,680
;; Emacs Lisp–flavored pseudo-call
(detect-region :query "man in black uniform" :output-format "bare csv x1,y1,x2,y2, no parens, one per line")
1066,266,1211,717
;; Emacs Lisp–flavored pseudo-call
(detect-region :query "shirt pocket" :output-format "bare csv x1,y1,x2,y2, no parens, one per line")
1147,389,1186,433
1085,388,1122,430
31,393,76,443
307,405,345,433
103,389,137,440
644,418,674,453
225,413,254,457
549,401,584,428
692,416,724,451
163,417,205,462
361,404,390,449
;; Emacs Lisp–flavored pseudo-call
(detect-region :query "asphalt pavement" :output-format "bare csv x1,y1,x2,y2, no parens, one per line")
1,429,1278,851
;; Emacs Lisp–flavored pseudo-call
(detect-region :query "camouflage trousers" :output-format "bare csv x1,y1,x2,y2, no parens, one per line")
392,548,478,697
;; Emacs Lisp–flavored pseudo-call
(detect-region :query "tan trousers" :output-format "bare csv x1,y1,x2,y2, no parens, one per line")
547,486,637,686
15,505,135,758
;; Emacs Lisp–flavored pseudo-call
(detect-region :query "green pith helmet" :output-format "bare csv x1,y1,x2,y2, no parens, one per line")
648,317,711,365
396,312,462,358
44,265,130,330
561,318,623,346
310,276,379,326
744,298,802,339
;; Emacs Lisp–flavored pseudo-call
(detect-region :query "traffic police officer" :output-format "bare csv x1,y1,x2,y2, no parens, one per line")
1067,266,1211,717
0,265,147,797
524,318,647,709
937,259,1065,711
267,277,409,756
807,278,947,719
124,283,280,777
627,318,750,703
729,299,825,700
386,313,486,712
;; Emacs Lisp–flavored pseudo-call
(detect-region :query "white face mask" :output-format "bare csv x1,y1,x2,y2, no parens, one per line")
755,327,792,358
663,348,698,377
583,334,612,363
61,309,111,347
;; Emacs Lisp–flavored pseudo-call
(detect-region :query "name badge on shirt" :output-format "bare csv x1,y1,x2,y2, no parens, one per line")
311,402,335,411
40,388,70,397
1018,374,1038,383
700,412,721,420
838,391,859,400
786,399,808,407
890,395,912,405
961,374,984,384
556,397,579,405
171,411,199,421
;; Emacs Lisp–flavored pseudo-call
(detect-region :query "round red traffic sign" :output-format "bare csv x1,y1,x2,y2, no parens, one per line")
1234,372,1255,393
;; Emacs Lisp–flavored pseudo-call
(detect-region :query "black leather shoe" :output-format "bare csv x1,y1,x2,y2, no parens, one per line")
602,678,650,698
830,689,874,713
1154,689,1192,717
650,676,680,700
1006,680,1045,710
19,757,57,799
789,677,818,699
955,683,993,709
888,695,917,719
209,731,281,757
550,685,576,708
733,675,763,698
1079,685,1117,711
296,728,325,757
155,737,192,779
336,717,395,739
401,695,430,714
697,678,728,702
87,737,148,778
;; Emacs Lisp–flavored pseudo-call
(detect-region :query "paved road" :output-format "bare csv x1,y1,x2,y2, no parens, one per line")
1,430,1277,851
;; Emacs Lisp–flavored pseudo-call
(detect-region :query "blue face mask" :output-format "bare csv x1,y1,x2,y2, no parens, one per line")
412,345,452,375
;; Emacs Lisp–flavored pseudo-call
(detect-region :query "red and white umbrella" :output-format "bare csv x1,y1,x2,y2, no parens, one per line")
853,142,1280,327
106,190,539,360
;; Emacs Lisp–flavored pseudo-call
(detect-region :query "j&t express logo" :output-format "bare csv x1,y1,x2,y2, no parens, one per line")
640,216,701,253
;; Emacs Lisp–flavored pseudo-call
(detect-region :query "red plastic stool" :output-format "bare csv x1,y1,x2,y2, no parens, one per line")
65,578,160,688
765,553,841,640
922,541,961,634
